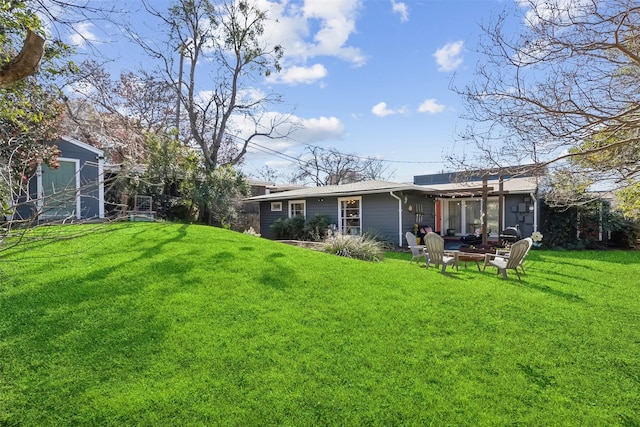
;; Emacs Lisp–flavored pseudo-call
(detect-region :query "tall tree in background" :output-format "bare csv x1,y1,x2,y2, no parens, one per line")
64,60,252,226
293,146,393,186
132,0,291,170
63,61,177,164
451,0,640,209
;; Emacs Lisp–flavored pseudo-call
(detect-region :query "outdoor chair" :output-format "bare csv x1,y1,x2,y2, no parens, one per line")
406,231,427,264
424,232,457,273
517,237,533,275
483,237,530,280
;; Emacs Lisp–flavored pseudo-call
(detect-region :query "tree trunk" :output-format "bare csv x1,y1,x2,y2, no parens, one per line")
0,30,45,88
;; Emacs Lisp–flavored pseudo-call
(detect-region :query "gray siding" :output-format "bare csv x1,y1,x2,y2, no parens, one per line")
361,193,401,245
16,138,102,220
259,201,288,239
260,193,415,245
56,139,102,219
403,194,436,231
503,194,536,238
306,197,339,223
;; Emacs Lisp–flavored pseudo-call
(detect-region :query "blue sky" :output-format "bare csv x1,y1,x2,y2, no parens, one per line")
62,0,523,183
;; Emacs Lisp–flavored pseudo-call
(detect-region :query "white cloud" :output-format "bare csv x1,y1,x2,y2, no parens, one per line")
265,160,294,169
68,22,99,48
65,80,97,97
372,102,395,117
433,40,464,72
418,98,446,114
391,0,409,22
372,101,409,117
518,0,592,27
293,116,345,142
268,63,328,85
258,0,367,72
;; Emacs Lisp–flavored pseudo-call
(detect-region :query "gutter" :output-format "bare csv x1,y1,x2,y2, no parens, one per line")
389,191,403,247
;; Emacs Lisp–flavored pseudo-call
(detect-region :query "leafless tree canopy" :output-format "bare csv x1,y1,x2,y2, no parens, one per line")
451,0,640,204
293,146,393,186
63,61,177,164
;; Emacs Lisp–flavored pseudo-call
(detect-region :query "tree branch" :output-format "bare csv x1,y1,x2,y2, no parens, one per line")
0,30,45,88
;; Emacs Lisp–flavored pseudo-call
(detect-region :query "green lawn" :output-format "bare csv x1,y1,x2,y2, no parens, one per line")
1,222,639,426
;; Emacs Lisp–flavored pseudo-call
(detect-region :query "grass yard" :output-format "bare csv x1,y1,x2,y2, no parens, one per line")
0,222,639,426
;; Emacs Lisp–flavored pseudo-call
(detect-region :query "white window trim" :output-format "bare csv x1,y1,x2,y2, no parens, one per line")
271,201,282,212
288,200,306,218
337,196,362,235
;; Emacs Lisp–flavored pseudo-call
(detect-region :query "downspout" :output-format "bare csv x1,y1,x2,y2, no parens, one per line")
390,191,403,247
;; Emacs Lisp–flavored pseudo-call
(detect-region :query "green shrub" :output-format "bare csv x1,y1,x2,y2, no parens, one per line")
269,217,288,239
270,215,330,241
608,211,640,248
304,214,330,240
324,233,386,262
270,216,305,239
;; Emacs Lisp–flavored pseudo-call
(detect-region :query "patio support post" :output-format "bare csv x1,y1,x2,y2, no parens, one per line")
499,176,504,236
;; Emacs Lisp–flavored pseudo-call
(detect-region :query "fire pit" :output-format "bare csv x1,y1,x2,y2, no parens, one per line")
459,244,496,254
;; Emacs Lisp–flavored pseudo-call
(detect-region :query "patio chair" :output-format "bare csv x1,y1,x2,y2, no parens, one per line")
406,231,427,264
483,237,530,280
424,232,458,273
518,237,533,275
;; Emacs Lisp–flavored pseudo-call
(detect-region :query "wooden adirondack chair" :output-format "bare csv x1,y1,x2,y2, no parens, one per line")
424,232,457,273
406,231,427,264
483,237,531,280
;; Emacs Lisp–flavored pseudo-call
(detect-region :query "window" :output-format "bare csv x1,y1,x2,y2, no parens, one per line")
271,202,282,212
338,197,361,235
442,197,499,235
288,200,306,218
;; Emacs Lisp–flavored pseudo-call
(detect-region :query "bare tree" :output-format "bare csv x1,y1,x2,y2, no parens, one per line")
451,0,640,206
128,0,292,170
251,165,280,183
293,146,393,186
63,61,177,163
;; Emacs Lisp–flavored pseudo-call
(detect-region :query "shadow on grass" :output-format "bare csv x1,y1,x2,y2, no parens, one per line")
259,252,294,290
519,281,584,302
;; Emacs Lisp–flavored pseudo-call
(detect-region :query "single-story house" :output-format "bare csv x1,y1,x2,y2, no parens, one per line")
15,136,105,221
246,180,437,246
246,171,541,247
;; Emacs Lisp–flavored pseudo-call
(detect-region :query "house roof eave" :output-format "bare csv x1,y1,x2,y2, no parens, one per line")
245,181,436,202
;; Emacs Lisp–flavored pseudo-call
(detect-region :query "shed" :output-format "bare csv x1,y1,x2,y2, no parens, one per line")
18,136,105,221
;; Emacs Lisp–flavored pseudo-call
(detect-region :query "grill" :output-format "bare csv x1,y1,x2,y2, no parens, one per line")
499,226,521,244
